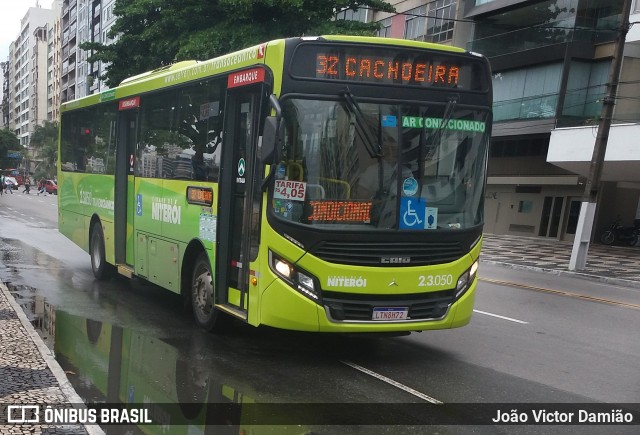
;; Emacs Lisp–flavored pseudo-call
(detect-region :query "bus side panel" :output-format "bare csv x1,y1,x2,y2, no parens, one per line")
58,172,115,260
58,208,89,253
160,180,216,253
133,178,163,237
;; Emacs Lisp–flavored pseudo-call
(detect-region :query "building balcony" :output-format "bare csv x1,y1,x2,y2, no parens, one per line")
494,90,605,125
467,21,618,59
548,123,640,182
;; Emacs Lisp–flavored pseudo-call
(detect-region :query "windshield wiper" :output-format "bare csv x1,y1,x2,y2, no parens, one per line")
340,90,383,158
425,97,458,154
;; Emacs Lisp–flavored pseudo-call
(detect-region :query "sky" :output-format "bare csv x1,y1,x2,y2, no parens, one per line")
0,1,42,62
0,1,43,93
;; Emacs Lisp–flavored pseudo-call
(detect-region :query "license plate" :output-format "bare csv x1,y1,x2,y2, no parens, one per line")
372,307,409,321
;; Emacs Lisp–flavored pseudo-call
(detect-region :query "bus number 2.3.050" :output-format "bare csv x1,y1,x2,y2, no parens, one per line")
418,274,453,287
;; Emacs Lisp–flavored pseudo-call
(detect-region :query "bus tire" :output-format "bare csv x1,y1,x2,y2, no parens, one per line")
90,223,114,280
191,252,219,330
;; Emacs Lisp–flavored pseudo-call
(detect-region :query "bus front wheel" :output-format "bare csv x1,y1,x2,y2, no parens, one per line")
191,252,219,330
90,223,113,280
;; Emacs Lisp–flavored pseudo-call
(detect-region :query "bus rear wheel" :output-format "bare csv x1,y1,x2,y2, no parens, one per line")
191,252,219,330
90,223,114,280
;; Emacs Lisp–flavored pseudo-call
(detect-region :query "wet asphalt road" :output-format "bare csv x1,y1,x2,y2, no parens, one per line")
1,192,639,434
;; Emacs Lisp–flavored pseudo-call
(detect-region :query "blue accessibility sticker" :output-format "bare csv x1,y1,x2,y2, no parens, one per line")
400,197,426,230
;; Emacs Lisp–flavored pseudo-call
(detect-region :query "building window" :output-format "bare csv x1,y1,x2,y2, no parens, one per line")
426,0,456,43
377,17,392,37
336,7,367,22
405,1,456,43
404,6,427,40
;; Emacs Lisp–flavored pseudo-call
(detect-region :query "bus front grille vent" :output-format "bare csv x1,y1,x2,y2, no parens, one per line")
323,290,455,322
312,240,464,266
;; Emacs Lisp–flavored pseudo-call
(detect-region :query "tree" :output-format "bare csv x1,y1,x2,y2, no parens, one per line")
0,128,19,168
82,0,395,87
29,121,59,179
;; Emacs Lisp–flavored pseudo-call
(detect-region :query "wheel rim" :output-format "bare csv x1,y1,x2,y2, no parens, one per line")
91,233,102,270
192,265,213,321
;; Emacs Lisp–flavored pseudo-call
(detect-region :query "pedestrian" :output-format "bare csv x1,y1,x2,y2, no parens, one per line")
37,178,48,196
5,179,13,194
22,178,31,194
0,175,3,196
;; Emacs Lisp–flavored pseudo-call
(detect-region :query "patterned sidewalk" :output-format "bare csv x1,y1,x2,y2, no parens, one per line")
481,234,640,287
0,283,101,434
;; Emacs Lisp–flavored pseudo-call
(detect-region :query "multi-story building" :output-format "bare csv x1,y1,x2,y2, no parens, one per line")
7,6,54,147
1,60,9,128
48,0,63,122
547,0,640,234
463,0,640,241
367,1,639,241
60,0,79,103
62,0,116,102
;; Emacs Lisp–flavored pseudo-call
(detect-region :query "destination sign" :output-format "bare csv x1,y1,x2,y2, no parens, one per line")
290,44,488,91
307,200,372,224
186,186,213,206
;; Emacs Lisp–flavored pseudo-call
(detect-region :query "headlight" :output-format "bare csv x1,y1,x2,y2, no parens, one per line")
269,250,322,302
455,260,479,298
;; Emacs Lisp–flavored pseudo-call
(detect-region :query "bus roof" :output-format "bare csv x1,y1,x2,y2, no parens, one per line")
60,35,472,112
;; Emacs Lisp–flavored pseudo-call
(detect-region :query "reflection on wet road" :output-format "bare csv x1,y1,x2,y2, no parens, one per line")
9,282,451,434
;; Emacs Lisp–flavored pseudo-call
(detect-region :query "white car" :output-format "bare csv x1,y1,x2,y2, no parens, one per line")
3,177,18,189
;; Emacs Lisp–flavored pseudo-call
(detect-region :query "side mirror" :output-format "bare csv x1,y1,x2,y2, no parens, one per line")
261,116,278,164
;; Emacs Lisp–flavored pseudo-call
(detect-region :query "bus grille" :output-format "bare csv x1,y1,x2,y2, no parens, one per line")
323,290,456,322
312,240,464,266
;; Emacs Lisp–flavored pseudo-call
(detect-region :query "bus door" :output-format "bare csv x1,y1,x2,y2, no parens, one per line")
115,99,139,269
216,80,265,314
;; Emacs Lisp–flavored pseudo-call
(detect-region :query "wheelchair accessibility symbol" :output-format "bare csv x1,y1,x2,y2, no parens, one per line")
400,197,426,229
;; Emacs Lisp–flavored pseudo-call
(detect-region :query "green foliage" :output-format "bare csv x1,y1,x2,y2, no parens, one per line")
82,0,395,87
0,128,19,167
30,121,59,179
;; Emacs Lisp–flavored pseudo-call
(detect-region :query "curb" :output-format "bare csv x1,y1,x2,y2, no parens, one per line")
481,260,640,291
0,282,105,435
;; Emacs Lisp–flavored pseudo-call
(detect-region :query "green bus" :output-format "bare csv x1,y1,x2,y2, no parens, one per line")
58,35,492,333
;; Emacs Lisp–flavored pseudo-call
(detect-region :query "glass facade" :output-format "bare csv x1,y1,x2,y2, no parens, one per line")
468,0,623,57
492,63,562,122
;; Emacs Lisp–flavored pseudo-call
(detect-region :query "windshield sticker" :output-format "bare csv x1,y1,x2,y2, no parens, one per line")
425,207,438,230
274,180,306,201
402,177,418,197
402,116,485,132
400,197,426,230
381,115,397,127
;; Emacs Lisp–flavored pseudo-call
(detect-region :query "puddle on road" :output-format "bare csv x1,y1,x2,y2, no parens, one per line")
7,284,370,435
7,284,246,434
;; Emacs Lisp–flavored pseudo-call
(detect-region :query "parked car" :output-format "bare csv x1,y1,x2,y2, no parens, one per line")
44,179,57,195
3,176,18,190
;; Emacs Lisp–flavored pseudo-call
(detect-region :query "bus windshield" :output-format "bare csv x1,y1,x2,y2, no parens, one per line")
271,98,490,231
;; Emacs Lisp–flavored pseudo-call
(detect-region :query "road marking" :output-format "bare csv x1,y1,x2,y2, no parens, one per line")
473,309,529,324
341,360,443,404
480,277,640,311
